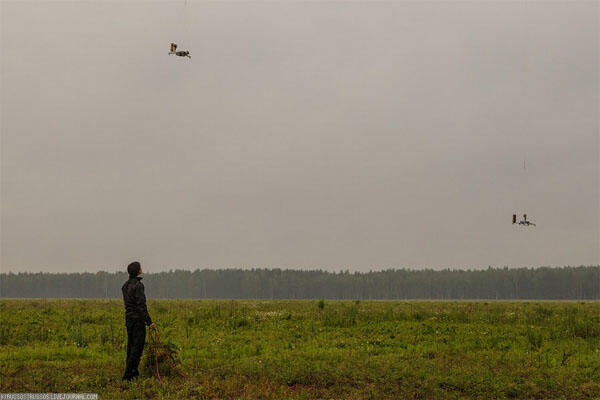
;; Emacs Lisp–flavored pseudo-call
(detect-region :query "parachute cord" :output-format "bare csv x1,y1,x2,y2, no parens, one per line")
524,157,530,217
520,2,533,218
183,0,189,49
525,2,534,218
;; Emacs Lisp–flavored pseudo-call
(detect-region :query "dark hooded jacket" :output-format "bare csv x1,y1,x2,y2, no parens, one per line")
121,276,153,326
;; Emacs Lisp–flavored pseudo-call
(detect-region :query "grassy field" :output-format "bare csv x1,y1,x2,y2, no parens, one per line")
0,299,598,399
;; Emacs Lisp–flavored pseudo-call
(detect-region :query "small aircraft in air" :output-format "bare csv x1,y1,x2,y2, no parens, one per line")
169,43,190,59
513,214,536,227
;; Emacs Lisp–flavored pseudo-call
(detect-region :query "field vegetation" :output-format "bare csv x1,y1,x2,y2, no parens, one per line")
1,299,599,399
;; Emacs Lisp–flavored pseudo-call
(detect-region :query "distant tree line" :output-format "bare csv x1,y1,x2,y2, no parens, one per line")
0,266,598,300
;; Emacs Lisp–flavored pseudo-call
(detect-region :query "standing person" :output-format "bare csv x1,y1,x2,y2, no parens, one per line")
121,261,155,381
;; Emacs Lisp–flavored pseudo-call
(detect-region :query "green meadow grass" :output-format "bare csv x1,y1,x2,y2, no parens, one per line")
0,299,598,399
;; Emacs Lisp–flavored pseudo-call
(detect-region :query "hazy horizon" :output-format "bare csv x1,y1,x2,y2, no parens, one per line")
1,1,598,273
3,263,600,275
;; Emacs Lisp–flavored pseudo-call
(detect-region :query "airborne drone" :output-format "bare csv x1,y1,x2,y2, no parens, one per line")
513,214,536,227
169,43,190,59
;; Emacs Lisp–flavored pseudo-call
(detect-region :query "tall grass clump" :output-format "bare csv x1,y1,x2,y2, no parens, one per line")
144,336,183,379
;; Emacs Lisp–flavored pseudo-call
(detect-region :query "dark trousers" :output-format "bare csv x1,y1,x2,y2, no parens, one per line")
123,319,146,379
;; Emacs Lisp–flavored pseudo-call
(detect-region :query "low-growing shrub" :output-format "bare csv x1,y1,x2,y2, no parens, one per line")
144,337,183,379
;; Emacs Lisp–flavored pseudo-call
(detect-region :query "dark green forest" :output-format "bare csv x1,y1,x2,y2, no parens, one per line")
1,266,598,299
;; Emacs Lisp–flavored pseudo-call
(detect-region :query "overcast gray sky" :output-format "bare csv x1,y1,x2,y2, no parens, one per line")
1,1,598,273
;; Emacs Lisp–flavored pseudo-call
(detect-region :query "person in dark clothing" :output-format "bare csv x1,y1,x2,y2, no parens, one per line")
121,261,155,381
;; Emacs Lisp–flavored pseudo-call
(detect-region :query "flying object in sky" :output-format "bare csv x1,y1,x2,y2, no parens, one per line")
169,43,190,59
513,214,536,227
